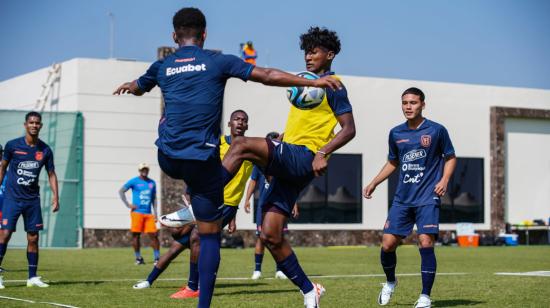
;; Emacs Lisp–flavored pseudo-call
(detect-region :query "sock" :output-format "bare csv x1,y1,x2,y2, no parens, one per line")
419,247,437,296
275,263,281,272
188,261,199,291
222,167,235,186
146,266,165,285
0,243,6,266
380,249,397,283
254,253,263,271
134,251,142,259
198,233,221,308
153,249,160,260
27,251,38,279
276,252,313,294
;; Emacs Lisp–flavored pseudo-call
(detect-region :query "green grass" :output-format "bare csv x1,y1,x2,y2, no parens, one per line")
1,246,549,307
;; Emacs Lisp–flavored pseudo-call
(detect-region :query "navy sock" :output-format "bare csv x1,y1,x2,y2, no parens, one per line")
188,261,199,291
198,233,221,308
0,243,6,266
275,263,281,272
134,251,141,259
27,251,38,279
380,249,397,283
419,247,437,296
222,167,235,186
153,249,160,260
254,253,263,271
146,266,165,285
276,252,313,294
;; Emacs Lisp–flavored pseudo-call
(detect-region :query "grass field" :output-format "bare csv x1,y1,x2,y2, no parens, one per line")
0,245,549,307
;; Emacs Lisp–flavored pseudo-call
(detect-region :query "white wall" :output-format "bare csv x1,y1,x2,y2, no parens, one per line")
2,58,550,231
505,118,550,224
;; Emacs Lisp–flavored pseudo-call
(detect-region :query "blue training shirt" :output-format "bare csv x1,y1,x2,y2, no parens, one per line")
136,45,254,161
388,119,455,207
123,177,156,214
2,137,55,200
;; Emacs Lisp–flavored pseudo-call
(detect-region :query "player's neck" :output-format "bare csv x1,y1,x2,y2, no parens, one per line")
407,116,425,130
178,38,203,48
313,66,331,76
139,175,148,180
24,134,38,146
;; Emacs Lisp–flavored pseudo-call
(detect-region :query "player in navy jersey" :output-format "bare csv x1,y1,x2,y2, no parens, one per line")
0,112,59,289
363,87,456,308
113,8,341,308
119,163,160,265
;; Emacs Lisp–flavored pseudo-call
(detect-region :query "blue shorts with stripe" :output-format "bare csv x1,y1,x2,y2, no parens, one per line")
261,140,315,217
1,197,43,232
384,203,440,237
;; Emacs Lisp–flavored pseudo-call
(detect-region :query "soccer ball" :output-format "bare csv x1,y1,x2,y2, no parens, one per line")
286,72,326,110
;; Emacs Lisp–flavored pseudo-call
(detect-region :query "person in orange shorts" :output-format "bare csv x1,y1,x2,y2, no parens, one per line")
119,163,160,265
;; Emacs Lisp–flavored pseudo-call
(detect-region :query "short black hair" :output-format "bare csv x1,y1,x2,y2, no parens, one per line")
25,111,42,122
173,7,206,40
300,26,341,55
266,131,279,139
401,87,425,102
230,109,248,119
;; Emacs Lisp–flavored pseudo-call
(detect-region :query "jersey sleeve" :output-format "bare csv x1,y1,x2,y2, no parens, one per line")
387,131,398,161
250,166,260,181
136,60,163,92
326,86,353,116
439,126,456,157
214,54,254,81
45,147,55,172
2,141,12,161
123,178,134,190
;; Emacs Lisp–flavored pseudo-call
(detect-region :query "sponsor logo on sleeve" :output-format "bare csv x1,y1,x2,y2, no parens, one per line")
421,135,431,147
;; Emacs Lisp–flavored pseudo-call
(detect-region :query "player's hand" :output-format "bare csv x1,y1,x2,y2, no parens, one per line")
113,80,143,95
292,204,299,219
313,76,342,91
51,199,59,212
312,153,328,177
362,183,377,199
129,204,138,210
244,201,251,214
434,179,448,197
228,219,237,233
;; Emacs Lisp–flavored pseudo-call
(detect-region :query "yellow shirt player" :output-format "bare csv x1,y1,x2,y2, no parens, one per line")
220,27,355,308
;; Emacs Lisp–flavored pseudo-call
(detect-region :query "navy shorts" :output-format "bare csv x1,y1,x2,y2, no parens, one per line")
158,150,223,222
262,141,315,216
384,203,440,237
255,203,288,237
1,197,43,232
174,204,238,246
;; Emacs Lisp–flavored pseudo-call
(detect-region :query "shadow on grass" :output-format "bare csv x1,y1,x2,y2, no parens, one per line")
215,282,269,289
217,288,296,296
433,299,486,307
49,280,106,286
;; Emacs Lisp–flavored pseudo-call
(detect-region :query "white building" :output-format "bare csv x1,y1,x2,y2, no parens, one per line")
0,58,549,246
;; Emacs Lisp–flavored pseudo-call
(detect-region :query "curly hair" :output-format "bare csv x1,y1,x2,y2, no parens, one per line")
300,27,341,55
172,7,206,40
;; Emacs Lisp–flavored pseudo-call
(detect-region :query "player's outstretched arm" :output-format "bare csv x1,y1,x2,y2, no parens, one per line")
363,160,398,199
113,80,145,96
249,67,342,90
312,112,356,176
434,155,457,196
48,170,60,212
0,159,8,186
244,179,257,214
118,186,137,210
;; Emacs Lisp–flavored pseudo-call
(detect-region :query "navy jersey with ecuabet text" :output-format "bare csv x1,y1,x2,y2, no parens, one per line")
2,137,54,200
136,46,254,161
388,119,455,207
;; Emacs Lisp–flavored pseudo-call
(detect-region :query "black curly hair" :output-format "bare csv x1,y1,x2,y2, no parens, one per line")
172,7,206,40
300,27,341,55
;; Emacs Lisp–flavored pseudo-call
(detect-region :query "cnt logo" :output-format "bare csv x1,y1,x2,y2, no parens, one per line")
402,149,427,163
18,161,39,169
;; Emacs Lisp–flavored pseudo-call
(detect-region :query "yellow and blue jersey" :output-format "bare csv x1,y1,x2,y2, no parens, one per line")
220,135,253,207
283,73,352,152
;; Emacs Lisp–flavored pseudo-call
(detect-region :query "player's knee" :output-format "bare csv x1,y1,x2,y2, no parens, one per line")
27,232,39,243
418,237,434,248
230,136,247,154
260,232,282,250
381,243,396,253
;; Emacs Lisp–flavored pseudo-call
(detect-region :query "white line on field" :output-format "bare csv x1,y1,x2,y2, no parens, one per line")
495,271,550,277
0,295,80,308
3,272,468,284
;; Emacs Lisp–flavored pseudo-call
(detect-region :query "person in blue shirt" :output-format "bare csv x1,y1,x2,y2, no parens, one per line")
0,112,60,289
0,145,4,230
119,163,159,266
363,87,456,308
112,8,341,307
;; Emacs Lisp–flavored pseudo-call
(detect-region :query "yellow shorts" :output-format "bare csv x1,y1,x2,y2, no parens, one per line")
130,212,157,233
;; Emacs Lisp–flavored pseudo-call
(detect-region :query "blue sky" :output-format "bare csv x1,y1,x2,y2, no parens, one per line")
1,0,549,89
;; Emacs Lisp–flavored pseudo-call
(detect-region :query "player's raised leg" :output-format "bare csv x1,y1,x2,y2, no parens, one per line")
170,228,200,299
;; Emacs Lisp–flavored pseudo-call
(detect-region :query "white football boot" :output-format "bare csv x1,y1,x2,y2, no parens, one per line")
133,280,151,289
160,205,195,228
303,282,325,308
275,270,287,279
378,281,397,305
27,276,49,288
251,271,262,280
414,294,431,308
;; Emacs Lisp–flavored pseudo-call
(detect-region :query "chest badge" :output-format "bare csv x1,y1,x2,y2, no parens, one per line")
420,135,431,148
35,151,44,161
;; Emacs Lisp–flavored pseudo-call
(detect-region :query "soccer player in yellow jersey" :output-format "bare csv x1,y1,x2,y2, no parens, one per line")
222,27,356,308
133,110,253,299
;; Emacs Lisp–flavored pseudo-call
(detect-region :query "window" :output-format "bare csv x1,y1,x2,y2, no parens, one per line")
388,157,484,223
